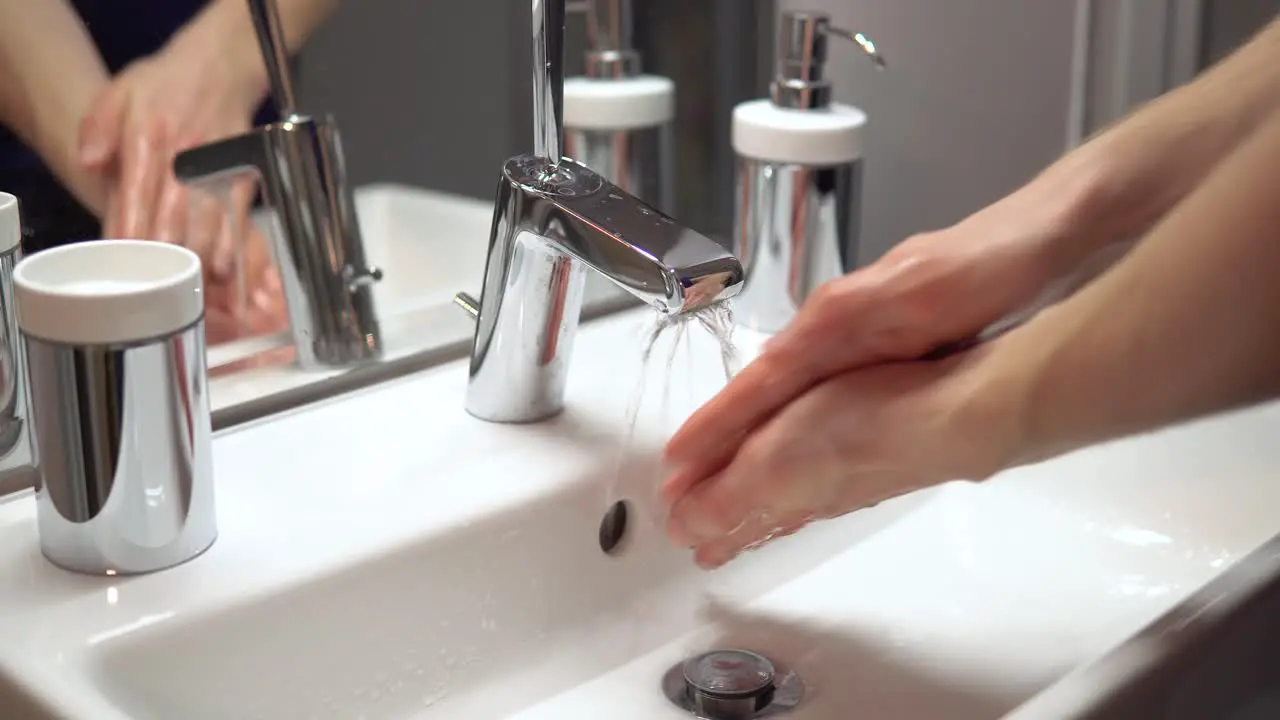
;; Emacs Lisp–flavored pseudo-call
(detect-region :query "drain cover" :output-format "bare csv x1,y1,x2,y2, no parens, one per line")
662,649,804,719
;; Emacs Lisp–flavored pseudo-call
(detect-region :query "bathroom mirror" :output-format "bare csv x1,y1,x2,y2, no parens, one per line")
0,1,771,438
198,0,771,427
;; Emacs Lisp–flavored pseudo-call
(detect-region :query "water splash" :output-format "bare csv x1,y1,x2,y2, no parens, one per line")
606,302,741,523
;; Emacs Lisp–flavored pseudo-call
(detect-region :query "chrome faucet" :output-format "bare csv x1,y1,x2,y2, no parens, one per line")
172,0,382,369
454,0,744,424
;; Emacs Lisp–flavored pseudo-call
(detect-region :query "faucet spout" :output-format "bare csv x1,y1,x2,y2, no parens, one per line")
461,0,743,424
464,155,743,423
174,118,383,369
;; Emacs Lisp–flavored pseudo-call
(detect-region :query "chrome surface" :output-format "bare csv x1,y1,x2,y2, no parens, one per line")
564,0,672,210
662,650,805,719
534,0,568,163
464,154,742,423
247,0,300,116
590,1,769,243
460,1,742,424
0,245,26,463
0,194,32,497
582,0,633,52
564,123,674,211
25,321,217,576
573,0,641,77
733,160,861,333
585,48,642,78
771,11,884,110
173,0,382,370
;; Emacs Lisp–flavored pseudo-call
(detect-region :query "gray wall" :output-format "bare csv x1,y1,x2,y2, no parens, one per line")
777,0,1078,264
1203,0,1279,64
297,0,531,201
299,2,1076,267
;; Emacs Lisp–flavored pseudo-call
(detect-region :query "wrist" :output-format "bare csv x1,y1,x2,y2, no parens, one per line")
938,338,1042,480
946,171,1087,300
1000,155,1119,283
165,0,270,115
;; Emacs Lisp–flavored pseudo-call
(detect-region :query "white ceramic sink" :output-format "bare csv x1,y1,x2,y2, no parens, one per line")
3,308,1280,719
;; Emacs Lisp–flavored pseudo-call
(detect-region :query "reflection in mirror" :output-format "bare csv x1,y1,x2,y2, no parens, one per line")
0,0,771,470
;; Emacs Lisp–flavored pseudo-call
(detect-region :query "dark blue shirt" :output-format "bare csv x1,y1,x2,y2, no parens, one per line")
0,0,278,171
0,1,280,251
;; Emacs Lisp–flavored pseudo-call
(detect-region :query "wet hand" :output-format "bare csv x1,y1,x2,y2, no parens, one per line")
660,352,1015,568
79,38,260,265
660,210,1063,514
78,20,285,342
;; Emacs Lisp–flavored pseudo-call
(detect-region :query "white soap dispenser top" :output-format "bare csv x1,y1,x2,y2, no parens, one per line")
730,11,885,334
733,11,884,165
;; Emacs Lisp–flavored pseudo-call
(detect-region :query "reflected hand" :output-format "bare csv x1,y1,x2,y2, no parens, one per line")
78,19,287,341
201,217,289,345
660,352,1016,568
79,32,259,261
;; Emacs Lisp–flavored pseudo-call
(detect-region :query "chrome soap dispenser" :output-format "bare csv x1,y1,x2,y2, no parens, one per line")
731,11,885,333
563,0,675,211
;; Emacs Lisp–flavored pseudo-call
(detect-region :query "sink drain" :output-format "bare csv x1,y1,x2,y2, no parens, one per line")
662,649,804,719
599,500,630,555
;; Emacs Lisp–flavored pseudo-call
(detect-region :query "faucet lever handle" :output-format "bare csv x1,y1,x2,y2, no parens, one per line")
453,292,481,321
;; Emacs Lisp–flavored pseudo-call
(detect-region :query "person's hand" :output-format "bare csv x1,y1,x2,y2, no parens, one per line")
77,14,289,342
78,21,263,266
660,350,1018,568
661,199,1086,504
201,217,289,346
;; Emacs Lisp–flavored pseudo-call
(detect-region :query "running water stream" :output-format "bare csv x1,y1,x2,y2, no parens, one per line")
606,303,741,524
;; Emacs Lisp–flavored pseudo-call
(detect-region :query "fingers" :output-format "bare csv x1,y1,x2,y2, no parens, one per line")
186,189,225,258
229,180,270,282
664,272,886,469
666,404,827,568
79,84,127,170
204,305,240,346
154,178,190,245
110,121,169,239
666,403,818,547
201,264,289,344
692,514,812,570
663,367,939,568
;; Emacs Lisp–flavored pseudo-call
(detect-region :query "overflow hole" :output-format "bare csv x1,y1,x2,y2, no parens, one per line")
599,500,630,556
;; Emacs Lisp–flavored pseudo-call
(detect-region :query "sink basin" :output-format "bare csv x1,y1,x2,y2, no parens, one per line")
3,307,1280,719
357,183,493,319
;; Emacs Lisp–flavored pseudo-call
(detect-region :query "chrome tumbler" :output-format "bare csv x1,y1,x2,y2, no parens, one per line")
14,240,217,575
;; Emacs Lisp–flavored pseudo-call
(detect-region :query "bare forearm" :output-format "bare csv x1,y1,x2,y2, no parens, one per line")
0,0,111,215
991,16,1280,275
975,109,1280,470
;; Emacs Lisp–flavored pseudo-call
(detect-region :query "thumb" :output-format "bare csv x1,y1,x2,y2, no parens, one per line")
79,85,127,169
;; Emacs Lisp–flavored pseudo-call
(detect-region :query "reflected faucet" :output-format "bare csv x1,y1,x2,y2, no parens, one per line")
172,0,382,369
455,0,744,424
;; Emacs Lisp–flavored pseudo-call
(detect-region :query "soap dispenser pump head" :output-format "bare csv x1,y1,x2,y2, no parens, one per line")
771,11,885,110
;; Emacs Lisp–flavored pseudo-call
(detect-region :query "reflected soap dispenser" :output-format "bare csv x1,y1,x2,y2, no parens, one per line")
731,11,885,333
563,0,675,212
